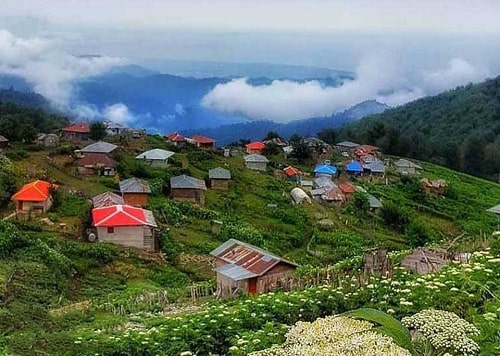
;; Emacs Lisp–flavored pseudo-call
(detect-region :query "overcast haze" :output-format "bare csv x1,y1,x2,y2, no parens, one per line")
1,1,500,122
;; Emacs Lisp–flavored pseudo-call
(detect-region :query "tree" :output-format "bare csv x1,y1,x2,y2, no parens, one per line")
261,142,280,156
317,128,336,144
263,131,280,141
89,121,107,141
290,138,312,164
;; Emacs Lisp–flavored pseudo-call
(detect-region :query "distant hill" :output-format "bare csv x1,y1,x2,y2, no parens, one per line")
329,76,500,180
0,88,52,110
183,100,388,144
139,59,354,80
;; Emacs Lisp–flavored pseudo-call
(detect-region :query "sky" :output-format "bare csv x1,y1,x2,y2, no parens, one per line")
1,0,500,122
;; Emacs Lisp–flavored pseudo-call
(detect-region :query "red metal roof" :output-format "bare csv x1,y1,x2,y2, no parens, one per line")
322,187,345,201
358,144,379,153
283,166,301,177
11,180,57,202
62,123,90,133
245,141,265,150
92,205,153,227
78,153,117,168
166,132,187,142
191,135,216,144
339,182,356,194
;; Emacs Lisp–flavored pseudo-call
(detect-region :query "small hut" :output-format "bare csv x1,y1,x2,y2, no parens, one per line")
244,154,269,171
170,175,207,205
209,167,231,190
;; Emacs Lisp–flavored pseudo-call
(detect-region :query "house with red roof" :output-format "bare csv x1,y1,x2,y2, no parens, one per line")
245,141,265,154
165,132,187,146
210,238,298,296
91,204,158,251
61,123,90,142
191,135,216,149
11,180,58,214
283,165,301,181
339,182,357,199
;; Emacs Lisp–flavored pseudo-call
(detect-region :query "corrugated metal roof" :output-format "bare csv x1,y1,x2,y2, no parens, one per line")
211,238,297,281
345,160,363,172
0,135,9,142
244,154,269,163
368,194,383,208
395,159,422,169
336,141,360,148
170,175,207,190
215,264,258,281
92,192,124,208
119,177,151,193
363,162,386,173
80,141,118,154
209,167,231,179
78,153,116,168
314,177,336,190
136,148,175,161
92,205,157,227
486,204,500,215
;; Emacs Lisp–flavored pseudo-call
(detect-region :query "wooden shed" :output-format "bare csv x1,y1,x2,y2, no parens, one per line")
91,204,158,251
394,159,422,175
208,167,231,190
119,177,151,206
211,238,298,297
243,154,269,171
170,175,207,205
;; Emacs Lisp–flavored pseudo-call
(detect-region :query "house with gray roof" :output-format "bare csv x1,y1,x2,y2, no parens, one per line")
209,167,231,190
0,135,8,149
170,175,207,205
363,161,386,176
394,159,422,175
119,177,151,206
136,148,175,167
92,191,125,208
79,141,118,154
367,194,383,209
243,154,269,171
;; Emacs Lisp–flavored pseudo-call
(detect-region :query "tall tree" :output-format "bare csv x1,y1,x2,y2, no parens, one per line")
89,121,107,141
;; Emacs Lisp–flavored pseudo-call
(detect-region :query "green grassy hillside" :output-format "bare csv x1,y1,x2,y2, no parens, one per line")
0,138,499,354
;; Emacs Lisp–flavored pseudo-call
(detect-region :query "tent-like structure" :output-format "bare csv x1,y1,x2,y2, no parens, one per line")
314,164,337,176
290,187,311,204
345,160,363,174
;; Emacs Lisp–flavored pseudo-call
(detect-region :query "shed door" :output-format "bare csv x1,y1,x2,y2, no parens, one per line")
248,278,257,295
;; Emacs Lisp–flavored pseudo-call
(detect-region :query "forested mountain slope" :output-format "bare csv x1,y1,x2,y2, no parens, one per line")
329,76,500,180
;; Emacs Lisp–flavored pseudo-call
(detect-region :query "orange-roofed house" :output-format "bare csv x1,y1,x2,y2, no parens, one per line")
191,135,216,149
11,180,58,214
165,132,187,147
339,182,357,199
283,165,301,181
61,123,90,142
245,141,265,154
91,204,158,251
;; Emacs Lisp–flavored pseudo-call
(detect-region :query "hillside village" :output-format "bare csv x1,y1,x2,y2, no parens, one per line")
0,117,499,355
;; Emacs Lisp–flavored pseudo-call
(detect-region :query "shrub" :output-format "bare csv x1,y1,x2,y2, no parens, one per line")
380,202,410,232
404,220,434,247
5,149,28,161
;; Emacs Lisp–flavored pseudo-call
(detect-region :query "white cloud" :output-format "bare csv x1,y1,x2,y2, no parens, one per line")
0,29,123,108
103,103,136,124
201,56,489,122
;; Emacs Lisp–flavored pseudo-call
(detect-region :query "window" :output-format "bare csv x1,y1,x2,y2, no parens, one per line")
107,227,114,234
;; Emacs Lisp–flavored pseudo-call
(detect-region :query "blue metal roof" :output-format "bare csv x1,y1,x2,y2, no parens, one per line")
345,161,363,172
314,164,337,175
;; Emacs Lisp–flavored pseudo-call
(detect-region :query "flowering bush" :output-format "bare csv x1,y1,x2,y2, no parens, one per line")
65,250,498,355
249,316,411,356
402,309,480,356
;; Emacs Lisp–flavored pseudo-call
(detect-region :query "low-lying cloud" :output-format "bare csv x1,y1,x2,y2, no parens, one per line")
0,29,123,109
201,56,489,122
72,103,139,125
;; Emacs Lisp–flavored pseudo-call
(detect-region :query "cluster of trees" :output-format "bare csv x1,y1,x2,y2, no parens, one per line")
321,76,500,180
0,102,69,142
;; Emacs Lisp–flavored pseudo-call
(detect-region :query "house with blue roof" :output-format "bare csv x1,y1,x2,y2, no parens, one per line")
314,164,337,179
345,160,363,175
